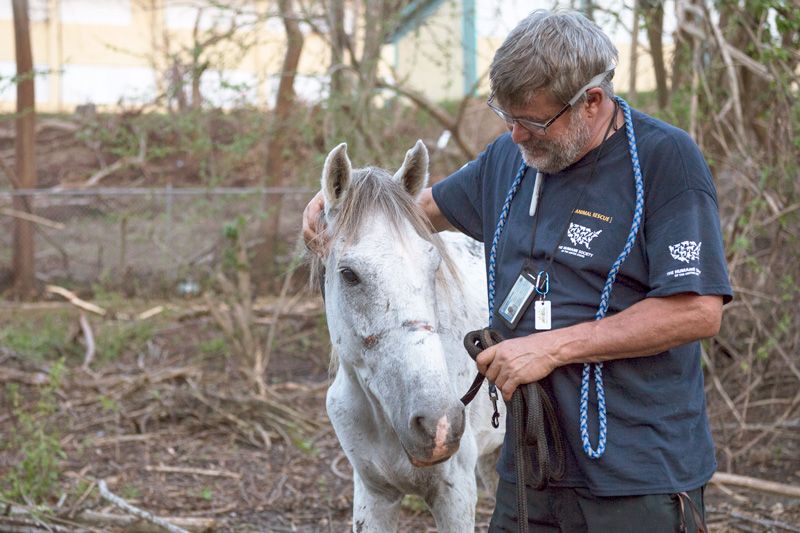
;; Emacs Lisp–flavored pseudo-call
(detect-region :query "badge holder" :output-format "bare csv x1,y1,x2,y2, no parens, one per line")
497,263,551,330
533,271,551,330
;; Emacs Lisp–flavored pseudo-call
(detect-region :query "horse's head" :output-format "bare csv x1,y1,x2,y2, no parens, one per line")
318,141,466,467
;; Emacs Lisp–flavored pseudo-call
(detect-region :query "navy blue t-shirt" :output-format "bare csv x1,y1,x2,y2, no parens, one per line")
432,108,733,496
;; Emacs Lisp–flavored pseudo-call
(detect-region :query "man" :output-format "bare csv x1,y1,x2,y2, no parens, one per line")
304,9,732,531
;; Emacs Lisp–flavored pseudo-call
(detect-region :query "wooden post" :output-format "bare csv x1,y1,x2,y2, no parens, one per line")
11,0,38,298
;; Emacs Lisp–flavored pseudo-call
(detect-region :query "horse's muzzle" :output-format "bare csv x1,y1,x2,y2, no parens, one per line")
405,407,465,466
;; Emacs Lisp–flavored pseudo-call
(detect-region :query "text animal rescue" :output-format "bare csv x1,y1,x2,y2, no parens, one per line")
574,208,613,223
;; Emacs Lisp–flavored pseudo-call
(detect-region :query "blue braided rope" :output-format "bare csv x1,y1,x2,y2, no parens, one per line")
485,162,527,401
484,97,644,460
487,161,528,326
578,96,645,458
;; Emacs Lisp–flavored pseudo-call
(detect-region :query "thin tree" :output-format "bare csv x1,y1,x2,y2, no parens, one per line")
641,0,668,108
628,0,640,101
262,0,304,266
11,0,37,297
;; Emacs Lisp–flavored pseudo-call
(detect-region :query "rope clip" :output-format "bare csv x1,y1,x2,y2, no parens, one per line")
489,385,500,428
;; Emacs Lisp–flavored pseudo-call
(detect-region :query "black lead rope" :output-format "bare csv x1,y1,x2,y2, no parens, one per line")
461,328,565,533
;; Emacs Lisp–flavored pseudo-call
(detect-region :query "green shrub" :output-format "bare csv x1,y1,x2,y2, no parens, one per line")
1,361,67,504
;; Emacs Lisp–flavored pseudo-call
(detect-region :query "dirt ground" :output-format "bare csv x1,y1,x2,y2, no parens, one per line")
1,298,799,532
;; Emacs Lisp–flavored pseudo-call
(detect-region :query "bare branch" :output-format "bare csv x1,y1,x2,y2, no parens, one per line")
97,479,191,533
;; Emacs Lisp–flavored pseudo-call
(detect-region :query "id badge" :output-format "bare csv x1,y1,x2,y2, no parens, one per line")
534,300,552,330
497,268,537,329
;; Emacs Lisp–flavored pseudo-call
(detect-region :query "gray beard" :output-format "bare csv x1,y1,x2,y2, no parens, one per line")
518,111,591,173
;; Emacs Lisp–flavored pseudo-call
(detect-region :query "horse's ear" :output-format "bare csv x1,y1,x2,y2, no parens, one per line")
321,143,352,212
392,139,429,199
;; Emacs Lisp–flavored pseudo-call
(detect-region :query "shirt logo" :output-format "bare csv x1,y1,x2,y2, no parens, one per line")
568,223,602,250
669,241,702,263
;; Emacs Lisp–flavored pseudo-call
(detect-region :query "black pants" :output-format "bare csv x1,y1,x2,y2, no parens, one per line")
489,479,706,532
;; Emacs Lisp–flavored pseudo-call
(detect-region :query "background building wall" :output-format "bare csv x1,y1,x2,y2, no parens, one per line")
0,0,330,112
1,0,675,112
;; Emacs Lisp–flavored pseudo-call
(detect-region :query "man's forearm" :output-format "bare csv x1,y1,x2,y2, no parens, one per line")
549,293,723,367
418,187,453,232
477,292,723,400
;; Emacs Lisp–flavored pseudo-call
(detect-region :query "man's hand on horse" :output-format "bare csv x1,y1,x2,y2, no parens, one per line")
302,190,327,255
476,334,560,401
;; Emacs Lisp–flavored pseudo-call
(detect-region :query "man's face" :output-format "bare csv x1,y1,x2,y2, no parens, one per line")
499,92,592,174
514,101,591,173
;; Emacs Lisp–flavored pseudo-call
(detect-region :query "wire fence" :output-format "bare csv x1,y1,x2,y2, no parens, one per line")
0,187,315,295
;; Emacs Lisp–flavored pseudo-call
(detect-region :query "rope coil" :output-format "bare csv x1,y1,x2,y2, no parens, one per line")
462,328,565,533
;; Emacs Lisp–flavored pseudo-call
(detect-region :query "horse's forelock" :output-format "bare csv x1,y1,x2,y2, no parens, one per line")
309,166,461,298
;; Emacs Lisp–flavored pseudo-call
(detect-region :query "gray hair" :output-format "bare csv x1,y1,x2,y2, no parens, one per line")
489,9,618,109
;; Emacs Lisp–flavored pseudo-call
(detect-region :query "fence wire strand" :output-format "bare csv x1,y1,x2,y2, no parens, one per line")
0,187,314,293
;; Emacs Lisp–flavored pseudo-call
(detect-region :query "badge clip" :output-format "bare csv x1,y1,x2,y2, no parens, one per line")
534,271,552,330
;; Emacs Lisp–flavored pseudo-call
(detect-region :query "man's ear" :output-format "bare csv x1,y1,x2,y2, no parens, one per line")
392,139,429,199
584,87,606,118
321,143,351,213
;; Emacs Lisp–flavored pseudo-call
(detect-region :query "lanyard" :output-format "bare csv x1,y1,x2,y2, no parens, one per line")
486,96,645,459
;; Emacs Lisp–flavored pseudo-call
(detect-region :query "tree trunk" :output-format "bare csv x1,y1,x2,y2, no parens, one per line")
642,0,668,109
329,0,347,96
324,0,349,146
628,0,640,101
11,0,37,298
357,0,384,121
581,0,594,20
191,12,204,111
261,0,304,279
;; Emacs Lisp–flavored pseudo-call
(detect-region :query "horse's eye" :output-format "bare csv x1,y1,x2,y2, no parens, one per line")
339,267,360,285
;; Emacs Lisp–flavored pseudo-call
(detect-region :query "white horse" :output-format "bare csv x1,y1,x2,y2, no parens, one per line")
313,141,505,532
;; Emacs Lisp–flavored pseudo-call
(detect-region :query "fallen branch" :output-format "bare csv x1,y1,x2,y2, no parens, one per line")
73,366,201,391
78,131,147,188
330,452,352,481
711,471,800,498
0,504,74,533
79,312,96,370
45,285,107,316
0,516,72,532
726,510,800,533
0,208,65,230
97,479,191,533
137,306,164,320
144,464,241,479
74,510,215,533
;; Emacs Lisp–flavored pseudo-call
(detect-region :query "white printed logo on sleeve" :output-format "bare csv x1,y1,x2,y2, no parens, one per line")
559,223,602,259
666,240,702,277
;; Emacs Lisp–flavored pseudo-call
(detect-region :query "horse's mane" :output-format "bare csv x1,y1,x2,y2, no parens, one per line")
309,166,461,292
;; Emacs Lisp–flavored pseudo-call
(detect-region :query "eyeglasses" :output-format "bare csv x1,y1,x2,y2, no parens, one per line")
487,69,613,135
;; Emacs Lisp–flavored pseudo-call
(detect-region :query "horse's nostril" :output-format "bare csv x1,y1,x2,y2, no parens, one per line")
410,413,437,439
410,406,465,441
411,414,432,436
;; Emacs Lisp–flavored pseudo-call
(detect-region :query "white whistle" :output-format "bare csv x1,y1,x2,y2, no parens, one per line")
529,171,544,217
